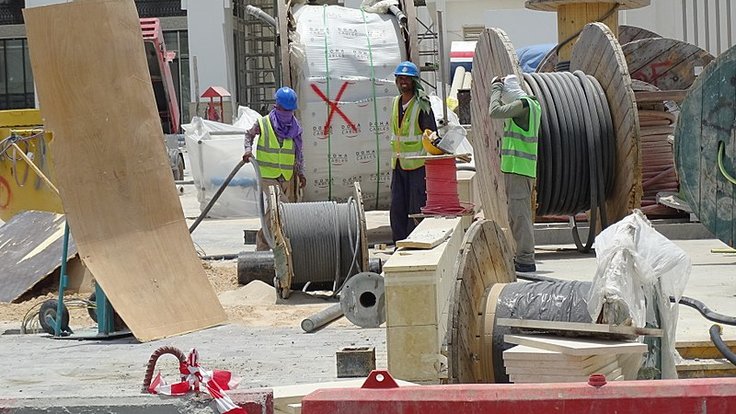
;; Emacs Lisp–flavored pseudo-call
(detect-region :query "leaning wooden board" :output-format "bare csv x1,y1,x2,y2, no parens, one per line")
23,0,226,341
675,43,736,248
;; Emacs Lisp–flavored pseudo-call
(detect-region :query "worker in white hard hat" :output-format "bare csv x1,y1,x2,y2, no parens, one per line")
488,74,542,273
390,61,437,243
243,86,306,251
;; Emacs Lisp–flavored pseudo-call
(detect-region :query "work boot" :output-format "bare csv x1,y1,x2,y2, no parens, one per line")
515,262,536,273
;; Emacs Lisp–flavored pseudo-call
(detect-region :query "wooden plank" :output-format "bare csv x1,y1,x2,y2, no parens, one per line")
635,90,689,103
23,0,226,341
396,218,455,249
496,318,662,339
506,358,619,376
0,211,77,303
678,339,736,359
504,334,648,356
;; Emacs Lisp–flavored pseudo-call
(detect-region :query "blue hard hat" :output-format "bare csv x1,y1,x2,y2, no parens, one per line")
274,86,298,110
394,61,419,77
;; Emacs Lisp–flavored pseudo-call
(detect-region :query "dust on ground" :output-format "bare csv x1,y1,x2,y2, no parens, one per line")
0,259,349,331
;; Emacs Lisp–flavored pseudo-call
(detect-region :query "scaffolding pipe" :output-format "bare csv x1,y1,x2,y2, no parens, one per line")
245,5,277,28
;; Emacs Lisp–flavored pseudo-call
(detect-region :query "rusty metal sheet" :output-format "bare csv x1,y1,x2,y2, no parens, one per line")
0,210,76,303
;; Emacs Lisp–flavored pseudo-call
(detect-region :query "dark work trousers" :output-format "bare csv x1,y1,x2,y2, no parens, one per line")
390,165,427,243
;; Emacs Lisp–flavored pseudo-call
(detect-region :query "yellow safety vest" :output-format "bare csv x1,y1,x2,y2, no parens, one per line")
390,96,426,170
501,96,541,178
256,116,295,180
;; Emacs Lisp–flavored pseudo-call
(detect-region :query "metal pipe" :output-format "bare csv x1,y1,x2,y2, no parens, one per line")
189,158,246,233
301,303,344,333
436,10,448,126
245,5,277,29
387,5,407,28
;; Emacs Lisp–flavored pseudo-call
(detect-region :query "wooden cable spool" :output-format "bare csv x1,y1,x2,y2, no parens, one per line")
270,182,368,299
526,0,650,61
675,44,736,248
570,22,641,224
538,24,661,73
446,219,515,384
470,23,640,234
623,38,715,91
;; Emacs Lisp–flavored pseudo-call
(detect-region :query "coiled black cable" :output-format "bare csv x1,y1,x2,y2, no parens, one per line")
709,325,736,364
522,71,615,252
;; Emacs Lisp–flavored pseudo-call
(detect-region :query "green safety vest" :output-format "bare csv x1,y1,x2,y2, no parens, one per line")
501,96,541,178
256,116,295,180
390,96,426,170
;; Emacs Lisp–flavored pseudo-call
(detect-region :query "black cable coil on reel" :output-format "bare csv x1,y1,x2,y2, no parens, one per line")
522,71,616,252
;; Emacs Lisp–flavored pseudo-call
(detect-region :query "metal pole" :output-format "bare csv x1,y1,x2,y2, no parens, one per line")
54,221,70,337
301,303,344,333
436,10,448,126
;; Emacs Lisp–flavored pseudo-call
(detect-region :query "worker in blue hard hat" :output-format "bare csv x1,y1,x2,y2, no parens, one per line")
389,61,437,243
243,86,305,251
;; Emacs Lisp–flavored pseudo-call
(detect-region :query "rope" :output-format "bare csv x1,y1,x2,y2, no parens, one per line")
522,71,615,252
360,8,382,210
421,157,472,215
279,199,364,293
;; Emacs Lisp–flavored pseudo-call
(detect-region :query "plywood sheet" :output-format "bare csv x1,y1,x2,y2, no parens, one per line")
0,211,76,303
23,0,226,341
504,334,647,356
396,218,454,249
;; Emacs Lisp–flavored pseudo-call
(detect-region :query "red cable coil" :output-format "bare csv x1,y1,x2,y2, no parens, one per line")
421,157,473,215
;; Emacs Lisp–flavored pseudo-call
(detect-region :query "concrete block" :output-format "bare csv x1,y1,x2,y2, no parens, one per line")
384,274,437,326
336,347,376,378
387,325,442,383
229,387,273,414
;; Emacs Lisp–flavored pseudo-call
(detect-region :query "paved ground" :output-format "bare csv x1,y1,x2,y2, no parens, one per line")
1,152,734,410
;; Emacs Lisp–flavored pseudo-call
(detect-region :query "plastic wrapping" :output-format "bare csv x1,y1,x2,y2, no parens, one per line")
182,106,262,218
588,209,692,379
492,280,593,383
360,0,399,14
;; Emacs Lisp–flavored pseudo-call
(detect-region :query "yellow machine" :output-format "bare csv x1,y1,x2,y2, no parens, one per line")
0,109,62,222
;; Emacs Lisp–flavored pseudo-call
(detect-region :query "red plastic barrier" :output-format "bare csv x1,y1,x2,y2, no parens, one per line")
302,370,736,414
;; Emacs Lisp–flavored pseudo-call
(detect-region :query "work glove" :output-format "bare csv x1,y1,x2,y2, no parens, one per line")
491,75,505,85
242,150,252,163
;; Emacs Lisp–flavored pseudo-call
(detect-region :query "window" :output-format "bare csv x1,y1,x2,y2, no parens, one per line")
163,30,191,124
0,38,34,110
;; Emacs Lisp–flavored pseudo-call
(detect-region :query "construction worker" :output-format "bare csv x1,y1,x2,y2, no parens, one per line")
390,61,437,243
243,86,306,251
488,74,542,273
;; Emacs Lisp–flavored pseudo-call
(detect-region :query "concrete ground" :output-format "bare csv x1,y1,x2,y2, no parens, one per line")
1,152,734,410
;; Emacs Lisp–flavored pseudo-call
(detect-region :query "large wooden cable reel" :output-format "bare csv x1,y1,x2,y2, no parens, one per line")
675,44,736,248
446,219,516,384
452,23,640,383
470,24,640,234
